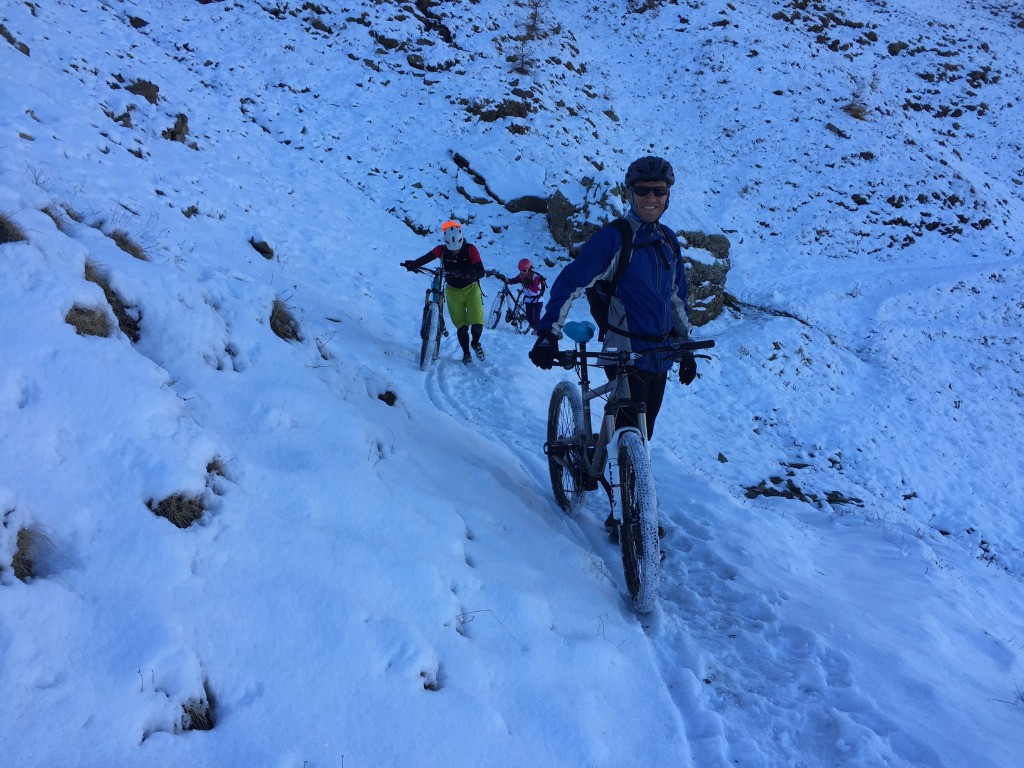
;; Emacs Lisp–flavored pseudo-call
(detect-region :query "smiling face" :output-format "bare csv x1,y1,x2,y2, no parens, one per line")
630,182,669,223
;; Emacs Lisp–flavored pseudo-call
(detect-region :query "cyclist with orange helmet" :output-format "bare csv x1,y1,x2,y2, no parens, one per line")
402,220,488,364
500,258,547,333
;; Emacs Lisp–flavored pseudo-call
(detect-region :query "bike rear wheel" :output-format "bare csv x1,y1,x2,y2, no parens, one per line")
419,302,440,371
617,430,660,613
487,292,505,329
546,381,587,513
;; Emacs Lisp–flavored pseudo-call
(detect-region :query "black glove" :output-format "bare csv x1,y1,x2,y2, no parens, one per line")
679,351,697,385
529,331,559,370
401,260,417,272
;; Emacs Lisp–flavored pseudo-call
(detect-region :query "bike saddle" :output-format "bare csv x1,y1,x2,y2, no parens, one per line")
562,321,596,344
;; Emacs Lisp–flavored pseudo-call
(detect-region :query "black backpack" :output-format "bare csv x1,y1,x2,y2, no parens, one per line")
585,219,682,341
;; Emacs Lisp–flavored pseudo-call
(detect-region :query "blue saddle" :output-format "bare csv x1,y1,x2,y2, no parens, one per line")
562,321,596,344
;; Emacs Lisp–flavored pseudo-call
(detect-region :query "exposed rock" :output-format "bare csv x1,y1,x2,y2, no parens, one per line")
162,113,189,142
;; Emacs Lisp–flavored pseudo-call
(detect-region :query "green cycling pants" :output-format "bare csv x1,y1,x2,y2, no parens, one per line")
445,282,484,329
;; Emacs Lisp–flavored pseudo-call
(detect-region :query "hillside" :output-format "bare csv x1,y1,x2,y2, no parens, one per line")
2,1,1024,766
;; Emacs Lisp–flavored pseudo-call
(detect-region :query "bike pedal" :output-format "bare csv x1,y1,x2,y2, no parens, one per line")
604,513,620,544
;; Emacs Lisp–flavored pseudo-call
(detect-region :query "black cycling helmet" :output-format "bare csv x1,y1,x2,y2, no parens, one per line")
624,155,675,188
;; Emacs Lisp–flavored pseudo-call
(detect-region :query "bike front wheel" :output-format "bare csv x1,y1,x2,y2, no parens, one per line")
487,292,505,329
419,302,440,371
546,380,587,513
617,430,660,613
510,310,532,335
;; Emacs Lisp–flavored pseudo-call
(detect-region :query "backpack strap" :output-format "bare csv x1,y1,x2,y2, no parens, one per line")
608,218,634,289
601,219,682,344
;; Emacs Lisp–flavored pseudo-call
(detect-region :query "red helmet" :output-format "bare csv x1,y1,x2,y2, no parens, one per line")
518,258,532,272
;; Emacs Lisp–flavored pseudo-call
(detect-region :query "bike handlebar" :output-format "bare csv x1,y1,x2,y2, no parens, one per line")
411,265,444,277
553,339,715,369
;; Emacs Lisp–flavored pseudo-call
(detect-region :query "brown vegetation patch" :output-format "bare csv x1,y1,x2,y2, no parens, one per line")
108,229,150,260
0,212,26,244
270,298,303,342
12,528,37,581
66,305,113,337
181,679,216,731
85,261,142,342
148,493,206,529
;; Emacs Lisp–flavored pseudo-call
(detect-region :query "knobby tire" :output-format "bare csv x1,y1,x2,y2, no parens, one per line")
419,302,440,371
617,430,660,613
546,381,587,513
487,292,505,330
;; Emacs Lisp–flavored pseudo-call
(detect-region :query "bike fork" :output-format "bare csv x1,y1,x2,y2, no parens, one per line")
602,446,621,542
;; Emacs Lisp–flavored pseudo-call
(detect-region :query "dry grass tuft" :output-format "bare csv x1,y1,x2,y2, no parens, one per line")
206,456,228,478
12,528,37,581
42,205,70,232
66,304,113,337
148,493,206,529
181,679,216,731
270,297,303,342
85,260,142,342
108,228,150,260
0,211,27,244
842,100,869,120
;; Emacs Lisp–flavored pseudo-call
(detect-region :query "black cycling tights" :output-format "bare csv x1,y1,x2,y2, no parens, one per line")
457,324,483,353
609,367,668,440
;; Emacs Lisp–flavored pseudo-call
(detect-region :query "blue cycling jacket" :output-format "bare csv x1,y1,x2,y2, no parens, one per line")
538,214,692,372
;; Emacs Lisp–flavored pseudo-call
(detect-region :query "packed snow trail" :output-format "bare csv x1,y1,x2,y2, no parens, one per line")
419,308,961,768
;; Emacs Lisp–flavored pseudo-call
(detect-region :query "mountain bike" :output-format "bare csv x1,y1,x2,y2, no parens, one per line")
486,276,532,335
413,266,448,370
543,320,715,613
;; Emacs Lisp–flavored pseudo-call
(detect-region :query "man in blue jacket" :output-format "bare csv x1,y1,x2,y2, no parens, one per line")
529,155,697,439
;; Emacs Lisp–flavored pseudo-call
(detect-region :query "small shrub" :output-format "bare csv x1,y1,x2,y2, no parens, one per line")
108,229,150,260
270,298,303,342
378,390,398,406
842,100,869,120
66,305,113,337
148,493,206,529
0,212,26,244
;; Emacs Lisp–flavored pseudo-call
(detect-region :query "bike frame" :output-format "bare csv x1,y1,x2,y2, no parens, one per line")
549,330,715,492
553,343,646,494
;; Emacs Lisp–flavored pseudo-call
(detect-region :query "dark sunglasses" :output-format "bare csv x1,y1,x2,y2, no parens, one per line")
633,185,669,198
